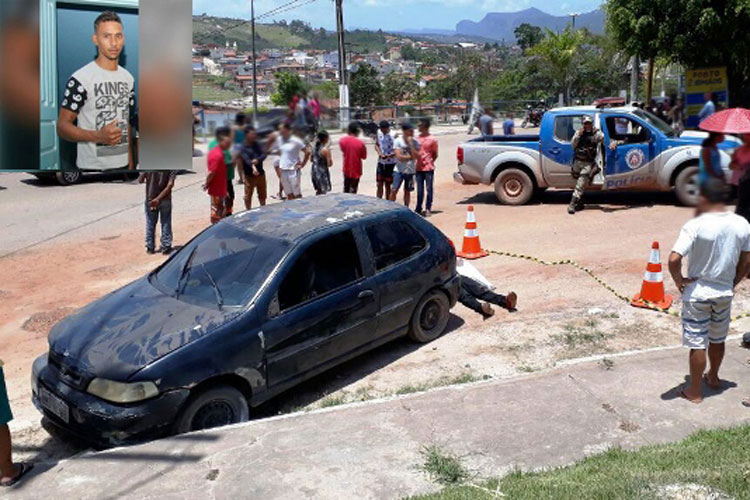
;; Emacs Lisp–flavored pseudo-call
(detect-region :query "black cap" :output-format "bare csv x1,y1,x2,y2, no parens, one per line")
401,121,414,130
379,120,390,128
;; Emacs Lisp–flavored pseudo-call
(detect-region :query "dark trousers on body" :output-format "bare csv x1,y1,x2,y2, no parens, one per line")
415,170,434,213
344,176,360,194
145,200,172,251
458,276,508,314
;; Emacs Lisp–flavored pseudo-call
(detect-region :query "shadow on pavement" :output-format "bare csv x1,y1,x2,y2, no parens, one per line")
458,189,683,209
257,313,466,416
660,375,738,402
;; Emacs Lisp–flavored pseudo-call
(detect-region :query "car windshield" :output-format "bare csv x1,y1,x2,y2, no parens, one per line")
150,222,289,309
632,109,675,137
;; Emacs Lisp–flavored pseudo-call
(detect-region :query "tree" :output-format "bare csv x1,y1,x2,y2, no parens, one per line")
349,63,383,106
606,0,750,105
271,72,306,106
514,23,543,51
528,28,585,104
382,72,417,103
312,81,339,99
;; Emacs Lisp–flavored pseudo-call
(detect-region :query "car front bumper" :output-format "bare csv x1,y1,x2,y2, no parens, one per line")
31,354,190,447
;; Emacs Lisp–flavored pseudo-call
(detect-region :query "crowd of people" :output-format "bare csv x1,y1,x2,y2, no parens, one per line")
197,113,442,226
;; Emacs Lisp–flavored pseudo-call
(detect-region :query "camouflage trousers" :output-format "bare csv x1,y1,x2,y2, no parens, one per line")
570,160,597,203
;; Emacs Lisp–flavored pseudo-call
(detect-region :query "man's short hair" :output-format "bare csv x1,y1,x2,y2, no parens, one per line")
215,126,231,141
94,11,122,32
419,117,431,128
243,125,256,134
700,178,729,204
348,122,361,135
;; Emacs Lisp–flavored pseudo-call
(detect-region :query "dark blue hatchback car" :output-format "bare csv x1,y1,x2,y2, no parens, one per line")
32,194,459,446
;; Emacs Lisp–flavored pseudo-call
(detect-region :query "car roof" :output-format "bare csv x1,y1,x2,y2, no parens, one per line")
225,193,409,241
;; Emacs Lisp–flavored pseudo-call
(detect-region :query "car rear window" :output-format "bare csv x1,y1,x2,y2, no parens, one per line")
278,229,363,311
366,220,426,271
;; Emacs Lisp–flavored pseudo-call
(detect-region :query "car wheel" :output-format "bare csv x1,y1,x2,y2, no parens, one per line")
675,165,699,206
408,290,450,343
494,168,534,205
174,385,249,434
56,170,81,186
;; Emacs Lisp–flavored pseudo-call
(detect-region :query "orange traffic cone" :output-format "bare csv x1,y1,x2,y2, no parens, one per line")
631,241,673,310
457,206,488,259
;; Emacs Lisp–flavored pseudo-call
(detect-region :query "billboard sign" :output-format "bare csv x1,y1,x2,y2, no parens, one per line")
685,67,728,128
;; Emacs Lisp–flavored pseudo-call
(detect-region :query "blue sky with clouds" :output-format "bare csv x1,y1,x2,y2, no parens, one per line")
192,0,603,31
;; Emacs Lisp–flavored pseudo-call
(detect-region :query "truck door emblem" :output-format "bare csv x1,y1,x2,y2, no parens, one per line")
625,149,645,169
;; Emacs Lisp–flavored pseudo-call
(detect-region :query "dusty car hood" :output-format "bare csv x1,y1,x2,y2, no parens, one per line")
48,277,238,381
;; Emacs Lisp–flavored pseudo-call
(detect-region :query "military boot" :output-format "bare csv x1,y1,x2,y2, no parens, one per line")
575,199,585,211
567,201,577,214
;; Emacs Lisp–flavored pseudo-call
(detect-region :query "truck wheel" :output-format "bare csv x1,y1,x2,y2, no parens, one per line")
174,385,249,434
674,165,700,206
408,290,450,343
55,170,81,186
494,168,534,205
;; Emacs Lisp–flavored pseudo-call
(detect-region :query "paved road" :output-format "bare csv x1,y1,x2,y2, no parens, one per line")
8,341,750,499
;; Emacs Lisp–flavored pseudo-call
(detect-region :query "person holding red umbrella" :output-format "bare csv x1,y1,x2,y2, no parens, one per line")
699,132,725,187
730,134,750,221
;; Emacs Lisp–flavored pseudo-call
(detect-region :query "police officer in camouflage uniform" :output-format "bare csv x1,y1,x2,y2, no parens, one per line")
568,115,615,214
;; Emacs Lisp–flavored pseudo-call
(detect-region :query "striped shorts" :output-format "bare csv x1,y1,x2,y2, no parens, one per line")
682,296,732,349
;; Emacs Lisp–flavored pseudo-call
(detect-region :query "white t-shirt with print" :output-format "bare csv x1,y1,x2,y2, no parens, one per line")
394,136,419,174
61,61,135,170
377,130,396,165
275,135,306,170
672,211,750,301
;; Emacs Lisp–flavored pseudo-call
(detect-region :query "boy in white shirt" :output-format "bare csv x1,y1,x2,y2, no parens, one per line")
669,178,750,403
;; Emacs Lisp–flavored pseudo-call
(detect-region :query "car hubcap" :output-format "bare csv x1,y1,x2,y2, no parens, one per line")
504,177,523,197
686,173,698,200
64,171,80,183
420,300,441,331
192,400,235,431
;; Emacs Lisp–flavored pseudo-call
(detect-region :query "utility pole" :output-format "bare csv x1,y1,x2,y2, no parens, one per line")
250,0,259,127
335,0,349,129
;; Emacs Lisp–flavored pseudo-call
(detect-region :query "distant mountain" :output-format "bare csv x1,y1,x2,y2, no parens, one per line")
455,7,605,42
398,28,457,36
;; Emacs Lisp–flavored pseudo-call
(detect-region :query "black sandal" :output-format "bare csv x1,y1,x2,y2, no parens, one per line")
1,462,34,487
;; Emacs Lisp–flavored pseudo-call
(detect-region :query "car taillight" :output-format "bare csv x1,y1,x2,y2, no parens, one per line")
457,146,463,165
447,238,455,252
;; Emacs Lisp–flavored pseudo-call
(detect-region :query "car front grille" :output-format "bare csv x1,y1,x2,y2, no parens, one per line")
48,350,91,390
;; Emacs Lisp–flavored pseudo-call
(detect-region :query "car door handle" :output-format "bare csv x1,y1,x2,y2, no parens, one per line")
358,290,375,300
549,147,561,155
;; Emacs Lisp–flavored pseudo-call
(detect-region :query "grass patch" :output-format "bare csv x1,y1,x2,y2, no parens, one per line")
395,372,484,395
517,365,537,373
318,395,346,408
552,320,614,350
420,445,469,485
411,425,750,499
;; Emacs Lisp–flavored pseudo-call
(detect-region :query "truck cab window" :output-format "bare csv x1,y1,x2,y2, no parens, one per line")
605,117,649,144
553,115,584,143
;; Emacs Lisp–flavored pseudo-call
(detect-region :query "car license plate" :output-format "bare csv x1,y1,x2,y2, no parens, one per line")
39,387,69,424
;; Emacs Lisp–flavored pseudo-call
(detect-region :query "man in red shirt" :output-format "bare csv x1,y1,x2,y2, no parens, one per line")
339,122,367,193
415,118,439,216
203,126,232,224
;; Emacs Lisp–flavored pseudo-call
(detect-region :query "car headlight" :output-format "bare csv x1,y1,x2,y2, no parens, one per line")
87,378,158,403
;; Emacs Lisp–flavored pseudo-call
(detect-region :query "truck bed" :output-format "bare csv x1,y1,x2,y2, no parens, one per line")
468,134,540,143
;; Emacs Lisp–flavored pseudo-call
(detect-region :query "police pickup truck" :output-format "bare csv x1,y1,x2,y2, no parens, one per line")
454,106,740,206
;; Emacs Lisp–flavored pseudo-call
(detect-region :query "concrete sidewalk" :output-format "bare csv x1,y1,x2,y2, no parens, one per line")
8,342,750,499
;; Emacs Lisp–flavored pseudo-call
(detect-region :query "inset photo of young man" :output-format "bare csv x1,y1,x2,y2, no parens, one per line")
56,7,138,172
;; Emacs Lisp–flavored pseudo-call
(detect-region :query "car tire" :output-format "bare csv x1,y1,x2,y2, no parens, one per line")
521,120,528,128
408,290,450,343
494,168,534,205
674,165,700,206
56,170,82,186
174,385,249,435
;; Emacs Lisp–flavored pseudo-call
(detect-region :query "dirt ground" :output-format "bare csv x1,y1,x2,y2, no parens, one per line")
3,128,750,465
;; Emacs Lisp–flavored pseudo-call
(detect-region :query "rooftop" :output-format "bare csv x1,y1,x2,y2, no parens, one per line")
226,193,406,241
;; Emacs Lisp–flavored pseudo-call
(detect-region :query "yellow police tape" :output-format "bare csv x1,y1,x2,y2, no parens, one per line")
487,249,750,322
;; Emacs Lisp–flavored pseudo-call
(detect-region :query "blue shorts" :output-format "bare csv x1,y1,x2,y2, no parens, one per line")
0,367,12,425
392,171,415,192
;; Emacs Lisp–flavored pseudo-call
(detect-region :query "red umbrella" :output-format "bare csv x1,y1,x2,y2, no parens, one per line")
699,107,750,134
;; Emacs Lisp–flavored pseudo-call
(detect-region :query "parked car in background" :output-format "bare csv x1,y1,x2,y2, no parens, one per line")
455,105,741,206
32,194,459,447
